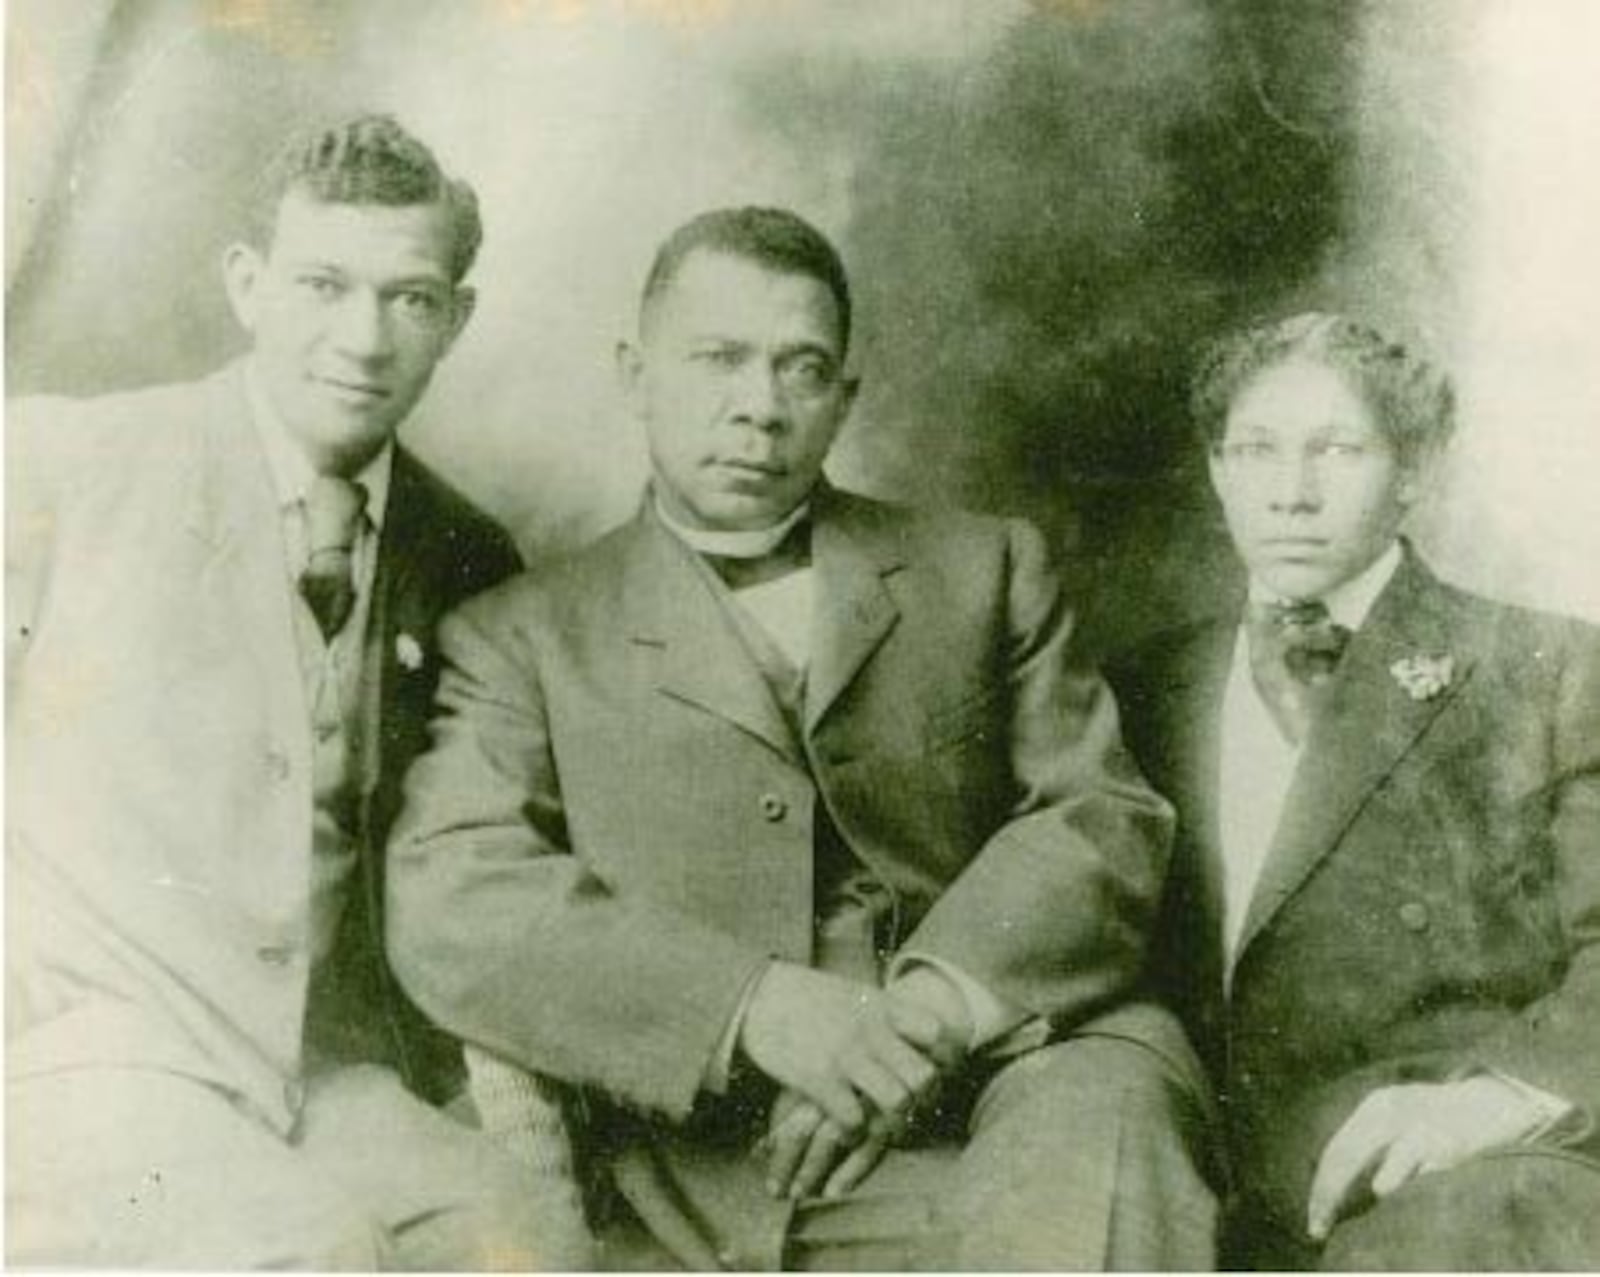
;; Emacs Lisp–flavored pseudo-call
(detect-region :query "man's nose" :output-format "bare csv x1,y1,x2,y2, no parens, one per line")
328,289,393,362
728,361,787,431
1269,452,1322,511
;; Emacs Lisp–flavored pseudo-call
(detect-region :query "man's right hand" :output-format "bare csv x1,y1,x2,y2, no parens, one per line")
737,962,944,1136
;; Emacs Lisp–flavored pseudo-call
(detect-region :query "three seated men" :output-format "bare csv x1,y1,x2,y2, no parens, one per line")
9,107,1595,1270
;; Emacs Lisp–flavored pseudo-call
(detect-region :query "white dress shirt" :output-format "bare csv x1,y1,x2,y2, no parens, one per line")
1217,545,1401,967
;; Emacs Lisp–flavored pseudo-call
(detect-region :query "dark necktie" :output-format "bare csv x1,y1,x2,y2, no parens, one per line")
299,475,367,640
1246,598,1351,745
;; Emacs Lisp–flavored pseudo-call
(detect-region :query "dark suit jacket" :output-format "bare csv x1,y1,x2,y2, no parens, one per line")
387,486,1175,1260
7,364,520,1123
1107,549,1600,1256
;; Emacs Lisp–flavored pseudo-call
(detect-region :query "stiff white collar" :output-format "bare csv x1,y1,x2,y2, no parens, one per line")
652,491,810,560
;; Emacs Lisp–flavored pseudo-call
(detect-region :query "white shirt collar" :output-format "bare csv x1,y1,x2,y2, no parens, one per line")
652,490,811,560
243,359,393,530
1247,541,1402,632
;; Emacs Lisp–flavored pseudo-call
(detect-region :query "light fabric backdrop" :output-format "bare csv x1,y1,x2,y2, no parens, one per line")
8,0,1599,638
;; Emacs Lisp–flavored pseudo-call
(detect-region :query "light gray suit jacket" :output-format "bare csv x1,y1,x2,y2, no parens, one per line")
6,365,520,1128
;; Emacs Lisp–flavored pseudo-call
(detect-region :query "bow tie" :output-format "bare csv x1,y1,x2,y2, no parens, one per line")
1246,598,1352,744
702,519,812,590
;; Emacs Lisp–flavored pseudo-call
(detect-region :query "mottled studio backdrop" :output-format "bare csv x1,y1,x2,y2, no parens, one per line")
9,0,1600,646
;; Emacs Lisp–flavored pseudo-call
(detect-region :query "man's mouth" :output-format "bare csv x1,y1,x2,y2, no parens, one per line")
317,377,390,402
715,459,785,478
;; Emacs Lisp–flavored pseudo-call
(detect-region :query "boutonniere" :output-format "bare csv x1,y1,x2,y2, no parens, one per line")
1389,652,1454,701
395,633,426,673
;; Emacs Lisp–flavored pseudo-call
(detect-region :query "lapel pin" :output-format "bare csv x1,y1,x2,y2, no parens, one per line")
395,633,426,672
1389,653,1453,701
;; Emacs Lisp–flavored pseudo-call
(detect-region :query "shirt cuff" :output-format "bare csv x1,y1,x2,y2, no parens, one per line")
1485,1071,1584,1144
888,952,1033,1049
703,961,771,1095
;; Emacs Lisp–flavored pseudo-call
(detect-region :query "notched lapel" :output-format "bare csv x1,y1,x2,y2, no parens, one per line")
1234,559,1474,961
804,498,904,733
624,513,803,765
195,374,310,732
364,463,434,801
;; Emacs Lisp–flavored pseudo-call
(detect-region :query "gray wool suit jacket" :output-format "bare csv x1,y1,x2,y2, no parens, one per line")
387,484,1179,1262
7,364,521,1125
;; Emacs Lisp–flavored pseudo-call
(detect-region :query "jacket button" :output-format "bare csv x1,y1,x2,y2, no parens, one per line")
256,944,296,967
1398,901,1430,932
758,793,787,822
265,748,292,782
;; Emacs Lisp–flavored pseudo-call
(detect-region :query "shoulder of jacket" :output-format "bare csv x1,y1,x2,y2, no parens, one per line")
8,373,225,501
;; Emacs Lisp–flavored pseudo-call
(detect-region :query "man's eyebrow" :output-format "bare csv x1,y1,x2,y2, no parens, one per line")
773,339,841,361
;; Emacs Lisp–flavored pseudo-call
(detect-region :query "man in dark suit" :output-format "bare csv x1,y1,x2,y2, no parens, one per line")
6,115,587,1267
1108,312,1600,1269
386,206,1218,1270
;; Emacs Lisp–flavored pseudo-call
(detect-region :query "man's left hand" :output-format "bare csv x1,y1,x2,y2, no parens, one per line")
761,973,975,1201
1307,1076,1567,1241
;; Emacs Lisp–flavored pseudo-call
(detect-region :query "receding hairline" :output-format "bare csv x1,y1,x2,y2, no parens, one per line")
636,244,851,352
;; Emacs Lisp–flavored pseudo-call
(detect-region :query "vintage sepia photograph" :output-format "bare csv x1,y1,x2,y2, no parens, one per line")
6,0,1599,1269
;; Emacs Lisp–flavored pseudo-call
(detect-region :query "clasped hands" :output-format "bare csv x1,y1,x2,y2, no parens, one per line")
737,962,971,1202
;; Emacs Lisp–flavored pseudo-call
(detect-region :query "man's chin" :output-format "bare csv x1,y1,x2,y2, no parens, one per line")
1252,560,1350,602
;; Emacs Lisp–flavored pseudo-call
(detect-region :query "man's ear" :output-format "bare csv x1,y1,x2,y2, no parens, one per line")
1395,459,1426,508
839,373,862,417
442,286,476,351
1206,447,1226,500
221,242,264,333
615,340,646,416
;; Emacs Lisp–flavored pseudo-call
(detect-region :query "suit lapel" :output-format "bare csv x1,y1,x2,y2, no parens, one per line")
186,368,311,736
804,489,904,734
364,449,440,801
1234,554,1474,962
624,509,803,766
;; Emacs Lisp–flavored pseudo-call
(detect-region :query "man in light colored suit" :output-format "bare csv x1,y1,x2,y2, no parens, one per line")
387,207,1219,1270
1108,312,1600,1268
6,115,588,1268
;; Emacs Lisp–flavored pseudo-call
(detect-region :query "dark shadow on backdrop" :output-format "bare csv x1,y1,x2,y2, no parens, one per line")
8,0,1363,656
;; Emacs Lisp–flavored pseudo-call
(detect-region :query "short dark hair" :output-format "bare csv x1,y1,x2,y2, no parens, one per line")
641,207,852,351
248,114,482,283
1191,311,1455,467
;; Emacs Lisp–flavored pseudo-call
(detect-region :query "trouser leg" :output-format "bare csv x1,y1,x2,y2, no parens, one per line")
1319,1146,1600,1271
951,1019,1219,1271
786,1004,1219,1271
297,1064,596,1271
6,1069,383,1269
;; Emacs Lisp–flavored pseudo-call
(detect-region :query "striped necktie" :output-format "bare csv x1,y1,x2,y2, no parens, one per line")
299,475,367,639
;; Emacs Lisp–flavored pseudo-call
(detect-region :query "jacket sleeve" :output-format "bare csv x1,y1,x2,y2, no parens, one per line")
384,588,770,1121
1463,617,1600,1123
900,518,1175,1029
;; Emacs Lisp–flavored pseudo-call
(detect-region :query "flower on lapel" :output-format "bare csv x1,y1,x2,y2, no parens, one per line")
395,632,426,673
1389,652,1453,701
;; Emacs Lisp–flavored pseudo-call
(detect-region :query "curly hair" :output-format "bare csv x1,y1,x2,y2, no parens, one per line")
1191,312,1455,466
641,206,852,352
249,114,482,283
